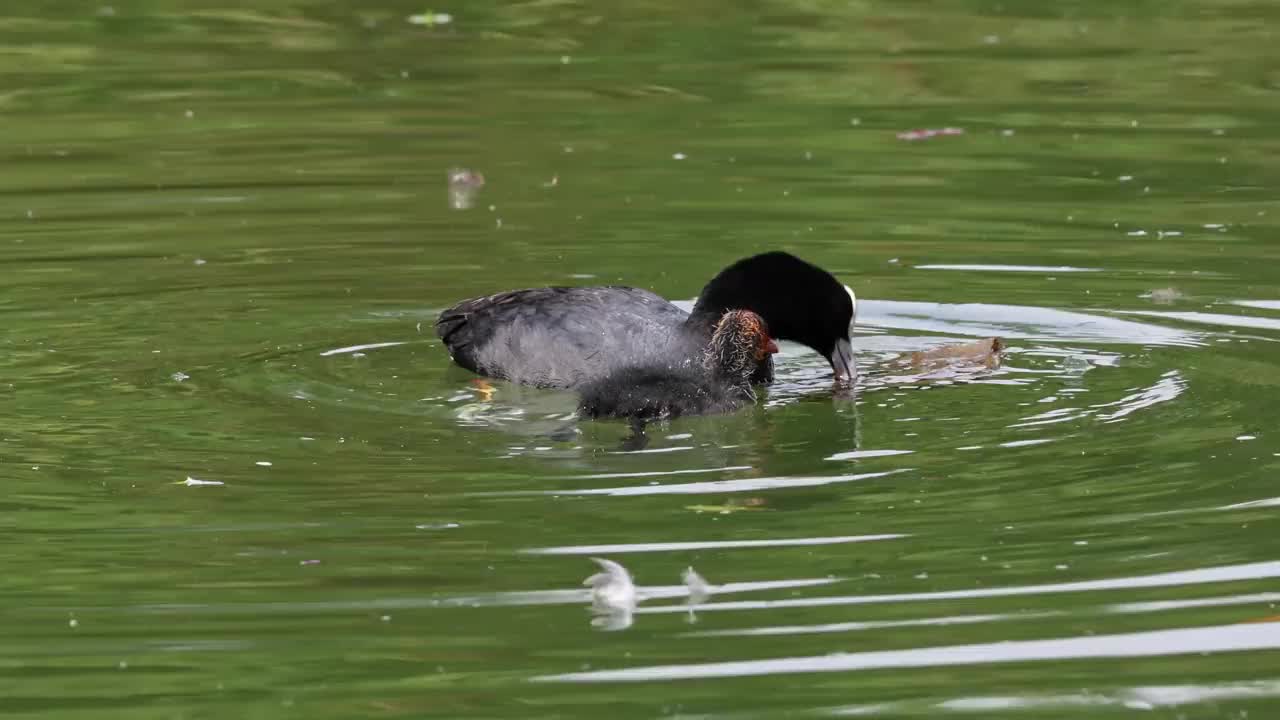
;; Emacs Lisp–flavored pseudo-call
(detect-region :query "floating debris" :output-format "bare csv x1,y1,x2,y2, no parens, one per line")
319,340,408,358
894,337,1004,371
574,559,726,630
447,167,484,210
1062,355,1092,373
584,557,636,611
1142,288,1184,304
896,127,964,142
407,11,452,26
180,476,223,487
584,557,636,631
683,566,713,624
683,566,712,605
685,497,768,514
171,371,190,382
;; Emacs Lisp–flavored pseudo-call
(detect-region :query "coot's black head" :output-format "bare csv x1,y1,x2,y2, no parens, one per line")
702,310,779,385
690,251,858,384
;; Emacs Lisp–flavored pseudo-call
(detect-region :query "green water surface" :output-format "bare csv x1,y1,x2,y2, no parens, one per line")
3,1,1280,717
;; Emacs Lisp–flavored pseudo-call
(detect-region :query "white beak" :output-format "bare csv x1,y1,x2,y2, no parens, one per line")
830,285,859,385
829,337,857,386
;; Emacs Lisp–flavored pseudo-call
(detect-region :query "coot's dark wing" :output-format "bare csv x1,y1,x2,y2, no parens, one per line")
436,286,691,388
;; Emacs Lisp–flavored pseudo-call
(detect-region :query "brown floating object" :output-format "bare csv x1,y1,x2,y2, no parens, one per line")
898,337,1005,371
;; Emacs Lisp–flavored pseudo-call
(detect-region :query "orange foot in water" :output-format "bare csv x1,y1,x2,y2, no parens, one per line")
470,379,496,401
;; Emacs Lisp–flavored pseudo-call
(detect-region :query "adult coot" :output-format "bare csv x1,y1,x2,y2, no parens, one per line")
436,251,857,388
577,310,778,421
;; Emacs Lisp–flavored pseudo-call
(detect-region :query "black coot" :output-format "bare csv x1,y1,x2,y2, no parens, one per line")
577,310,779,421
436,251,857,388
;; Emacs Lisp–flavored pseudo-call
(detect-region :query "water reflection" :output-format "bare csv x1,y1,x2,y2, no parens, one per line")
1231,300,1280,311
683,592,1280,640
915,264,1102,273
1119,309,1280,333
538,623,1280,683
1094,370,1186,422
686,612,1044,639
829,679,1280,715
629,560,1280,614
131,577,843,615
1008,370,1187,427
508,468,912,496
521,533,906,555
860,301,1203,347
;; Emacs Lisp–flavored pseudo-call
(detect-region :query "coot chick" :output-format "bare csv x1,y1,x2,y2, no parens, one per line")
578,310,779,421
436,251,857,389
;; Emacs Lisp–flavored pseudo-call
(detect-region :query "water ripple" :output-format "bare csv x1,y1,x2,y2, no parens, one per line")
685,612,1043,638
915,264,1102,273
537,623,1280,683
631,560,1280,614
522,468,911,497
521,533,907,555
830,679,1280,715
862,301,1203,347
1118,310,1280,333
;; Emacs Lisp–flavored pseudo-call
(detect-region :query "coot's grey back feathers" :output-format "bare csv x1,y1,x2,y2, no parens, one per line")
435,251,852,388
436,286,691,388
